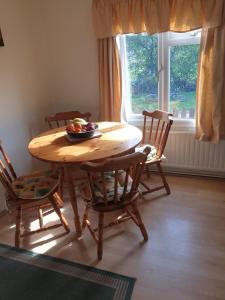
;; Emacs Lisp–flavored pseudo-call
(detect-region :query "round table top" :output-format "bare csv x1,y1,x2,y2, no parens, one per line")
28,122,142,164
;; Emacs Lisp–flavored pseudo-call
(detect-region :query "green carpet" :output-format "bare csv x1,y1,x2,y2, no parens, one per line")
0,243,135,300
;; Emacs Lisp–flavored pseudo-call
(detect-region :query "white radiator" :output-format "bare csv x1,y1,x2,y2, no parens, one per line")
163,132,225,178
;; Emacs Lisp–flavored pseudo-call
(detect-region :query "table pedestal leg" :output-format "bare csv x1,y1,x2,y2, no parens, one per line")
64,165,82,237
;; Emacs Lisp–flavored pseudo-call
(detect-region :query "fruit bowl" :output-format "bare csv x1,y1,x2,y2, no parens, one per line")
66,122,98,139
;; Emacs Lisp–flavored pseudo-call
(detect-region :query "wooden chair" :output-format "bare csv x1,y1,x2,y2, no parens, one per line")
137,110,173,195
45,111,91,129
0,142,70,248
45,111,92,197
79,147,151,260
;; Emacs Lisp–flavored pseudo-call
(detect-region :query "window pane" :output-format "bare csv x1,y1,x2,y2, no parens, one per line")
168,29,201,41
169,44,200,119
125,34,158,114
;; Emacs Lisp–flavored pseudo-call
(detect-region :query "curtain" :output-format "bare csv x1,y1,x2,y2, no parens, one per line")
92,0,224,39
93,0,225,142
98,37,122,121
196,26,225,143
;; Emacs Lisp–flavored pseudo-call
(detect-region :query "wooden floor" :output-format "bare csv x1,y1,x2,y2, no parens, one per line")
0,174,225,300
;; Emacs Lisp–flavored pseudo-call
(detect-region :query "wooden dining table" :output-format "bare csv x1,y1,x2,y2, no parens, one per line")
28,122,142,237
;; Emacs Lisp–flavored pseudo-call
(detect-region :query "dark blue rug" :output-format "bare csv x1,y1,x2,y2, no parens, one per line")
0,243,135,300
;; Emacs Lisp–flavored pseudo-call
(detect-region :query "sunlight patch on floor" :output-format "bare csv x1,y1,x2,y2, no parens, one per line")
31,233,54,245
32,239,56,254
30,212,59,231
9,224,16,229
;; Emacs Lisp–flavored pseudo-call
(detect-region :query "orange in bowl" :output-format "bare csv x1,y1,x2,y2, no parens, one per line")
66,123,98,139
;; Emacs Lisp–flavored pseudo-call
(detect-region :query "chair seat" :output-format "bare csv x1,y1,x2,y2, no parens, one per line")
11,170,58,200
92,192,139,212
79,171,133,207
135,144,165,162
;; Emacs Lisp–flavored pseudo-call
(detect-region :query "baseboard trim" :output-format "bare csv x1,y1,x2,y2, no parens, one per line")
150,165,225,179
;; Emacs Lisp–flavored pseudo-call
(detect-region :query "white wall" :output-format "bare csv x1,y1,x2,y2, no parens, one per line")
0,0,99,211
30,0,99,120
0,0,51,211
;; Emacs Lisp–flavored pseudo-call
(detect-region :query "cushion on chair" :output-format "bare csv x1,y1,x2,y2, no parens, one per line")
79,171,133,205
135,144,157,160
135,144,166,162
11,170,58,200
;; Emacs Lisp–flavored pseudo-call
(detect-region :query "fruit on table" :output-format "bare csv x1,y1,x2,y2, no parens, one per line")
66,124,81,133
86,122,96,131
74,123,82,131
66,122,96,133
72,118,87,125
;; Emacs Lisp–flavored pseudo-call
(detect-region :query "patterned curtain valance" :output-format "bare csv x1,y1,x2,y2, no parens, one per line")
92,0,225,39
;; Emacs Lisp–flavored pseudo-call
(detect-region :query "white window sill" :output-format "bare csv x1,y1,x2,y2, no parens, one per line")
126,114,196,133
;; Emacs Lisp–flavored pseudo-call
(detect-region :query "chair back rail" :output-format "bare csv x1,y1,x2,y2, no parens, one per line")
0,168,16,199
0,143,17,181
0,143,18,199
142,110,173,157
45,111,91,129
81,147,151,207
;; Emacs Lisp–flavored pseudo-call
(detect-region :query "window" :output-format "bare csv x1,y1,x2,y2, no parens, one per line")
118,30,201,128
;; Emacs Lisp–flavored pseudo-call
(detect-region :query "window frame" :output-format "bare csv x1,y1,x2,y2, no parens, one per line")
118,31,201,131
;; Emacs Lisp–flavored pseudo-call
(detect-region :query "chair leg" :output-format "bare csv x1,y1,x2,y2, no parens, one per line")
131,202,148,241
156,161,170,195
50,163,64,200
15,205,22,248
60,168,65,198
97,212,104,260
54,192,64,208
140,161,171,195
82,203,89,231
145,164,151,179
49,194,70,233
38,207,44,229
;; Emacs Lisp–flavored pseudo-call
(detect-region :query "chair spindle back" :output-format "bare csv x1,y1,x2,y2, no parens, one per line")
0,142,17,198
81,147,151,207
142,110,173,158
45,111,91,129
